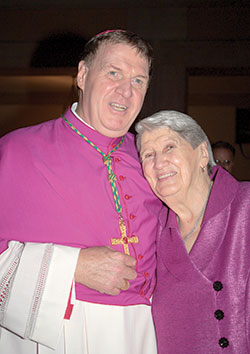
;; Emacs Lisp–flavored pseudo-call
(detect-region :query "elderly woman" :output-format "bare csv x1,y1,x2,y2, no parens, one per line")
135,110,250,354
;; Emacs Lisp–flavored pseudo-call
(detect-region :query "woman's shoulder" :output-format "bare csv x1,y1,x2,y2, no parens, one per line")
237,180,250,197
230,181,250,217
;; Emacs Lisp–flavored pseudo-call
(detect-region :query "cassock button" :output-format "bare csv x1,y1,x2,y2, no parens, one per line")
219,337,229,348
119,175,126,181
144,272,150,277
115,157,120,162
129,214,136,220
213,281,223,292
214,309,224,320
138,254,143,260
125,194,132,200
140,290,145,296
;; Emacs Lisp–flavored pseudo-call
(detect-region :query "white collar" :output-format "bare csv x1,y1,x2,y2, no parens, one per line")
71,102,95,130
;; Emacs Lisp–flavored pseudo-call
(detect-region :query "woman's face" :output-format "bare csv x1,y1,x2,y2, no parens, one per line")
140,127,207,201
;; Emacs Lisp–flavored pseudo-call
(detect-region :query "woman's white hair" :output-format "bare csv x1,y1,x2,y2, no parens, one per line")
135,110,216,175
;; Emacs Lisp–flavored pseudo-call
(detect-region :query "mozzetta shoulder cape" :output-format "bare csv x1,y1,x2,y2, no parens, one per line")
153,166,250,354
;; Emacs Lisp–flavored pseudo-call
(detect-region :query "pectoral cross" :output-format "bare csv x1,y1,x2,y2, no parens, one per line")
111,215,139,255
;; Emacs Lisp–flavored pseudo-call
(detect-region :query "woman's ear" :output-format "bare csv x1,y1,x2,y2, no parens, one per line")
200,141,209,169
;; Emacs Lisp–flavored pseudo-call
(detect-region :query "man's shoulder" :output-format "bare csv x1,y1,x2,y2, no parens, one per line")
1,118,60,146
0,117,62,159
122,131,141,160
123,131,137,149
125,130,135,141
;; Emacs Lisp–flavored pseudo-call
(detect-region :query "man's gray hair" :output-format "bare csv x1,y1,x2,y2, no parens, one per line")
135,110,216,175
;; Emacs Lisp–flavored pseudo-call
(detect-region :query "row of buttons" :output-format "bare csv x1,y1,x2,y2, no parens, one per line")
115,158,136,220
114,156,151,299
213,281,229,349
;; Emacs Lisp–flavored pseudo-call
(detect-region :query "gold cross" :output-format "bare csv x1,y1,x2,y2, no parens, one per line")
111,216,139,255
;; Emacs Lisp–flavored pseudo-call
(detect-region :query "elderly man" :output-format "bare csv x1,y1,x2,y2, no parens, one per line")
0,30,162,354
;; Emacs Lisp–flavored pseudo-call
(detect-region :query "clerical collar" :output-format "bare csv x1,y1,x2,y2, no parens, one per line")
71,102,95,130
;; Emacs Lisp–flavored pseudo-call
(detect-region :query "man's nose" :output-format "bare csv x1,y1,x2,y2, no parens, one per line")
115,79,132,98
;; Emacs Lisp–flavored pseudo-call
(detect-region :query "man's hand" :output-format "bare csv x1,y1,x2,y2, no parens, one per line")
74,247,137,295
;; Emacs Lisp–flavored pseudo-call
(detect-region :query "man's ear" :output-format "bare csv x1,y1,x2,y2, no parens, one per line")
77,60,88,91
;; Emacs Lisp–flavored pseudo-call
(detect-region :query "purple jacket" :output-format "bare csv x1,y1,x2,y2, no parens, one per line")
153,167,250,353
0,107,162,306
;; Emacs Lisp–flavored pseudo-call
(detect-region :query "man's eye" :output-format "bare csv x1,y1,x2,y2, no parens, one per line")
108,71,120,79
132,77,144,88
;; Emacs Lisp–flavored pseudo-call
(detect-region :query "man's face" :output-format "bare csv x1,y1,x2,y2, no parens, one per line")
213,147,234,173
76,42,150,137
